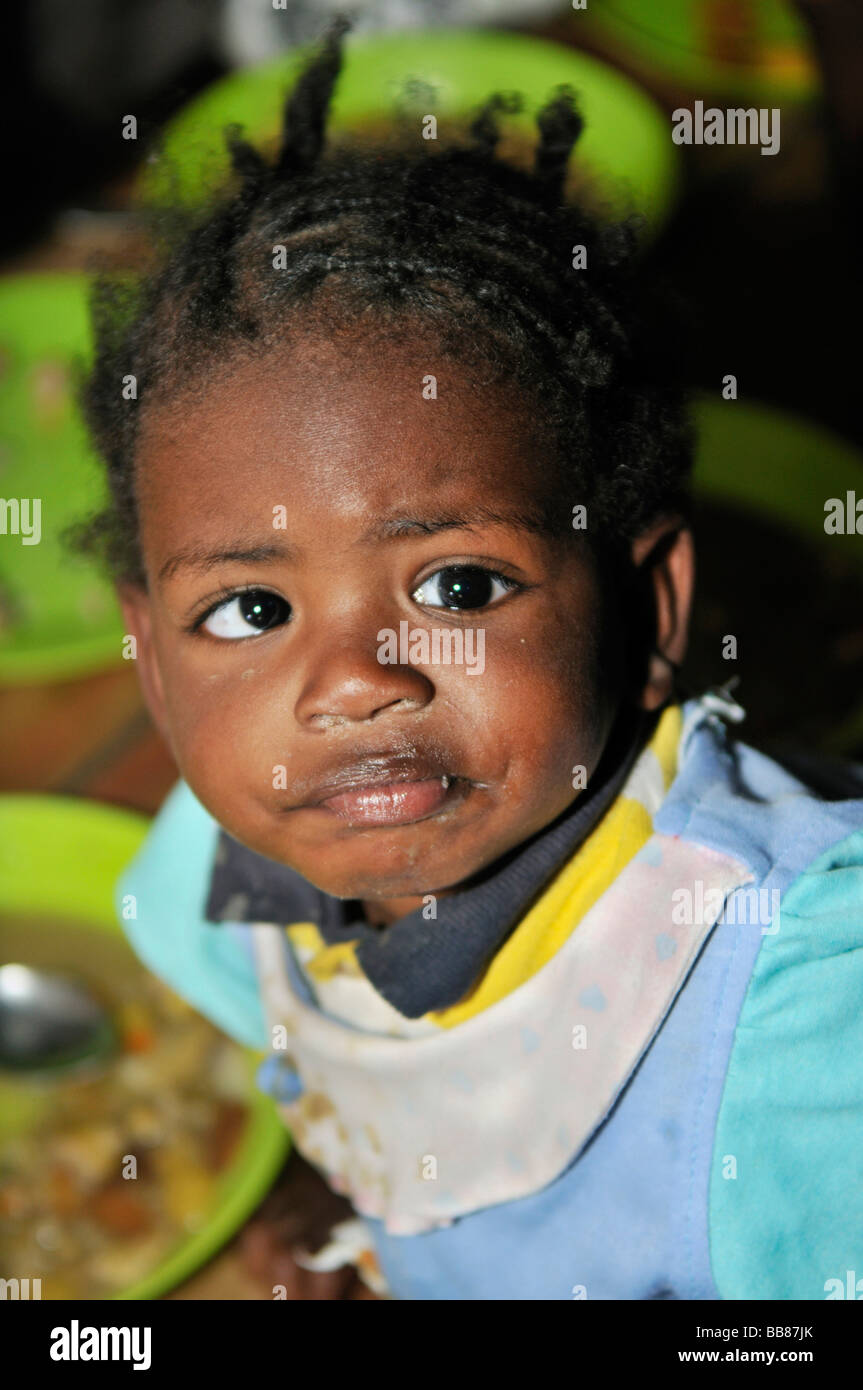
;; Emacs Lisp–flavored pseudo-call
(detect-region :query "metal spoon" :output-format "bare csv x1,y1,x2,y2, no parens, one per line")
0,963,115,1075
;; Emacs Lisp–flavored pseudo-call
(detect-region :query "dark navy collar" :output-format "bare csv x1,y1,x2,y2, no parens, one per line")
205,704,658,1017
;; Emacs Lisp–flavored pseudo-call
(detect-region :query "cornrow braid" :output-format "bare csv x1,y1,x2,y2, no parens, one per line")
77,17,692,585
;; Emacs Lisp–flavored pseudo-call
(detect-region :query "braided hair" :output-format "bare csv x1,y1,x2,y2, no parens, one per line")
79,16,693,586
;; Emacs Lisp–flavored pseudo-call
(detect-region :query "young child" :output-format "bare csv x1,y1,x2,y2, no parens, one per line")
79,24,863,1300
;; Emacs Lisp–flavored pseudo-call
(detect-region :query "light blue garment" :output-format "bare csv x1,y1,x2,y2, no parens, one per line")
115,697,863,1299
118,782,267,1052
709,829,863,1301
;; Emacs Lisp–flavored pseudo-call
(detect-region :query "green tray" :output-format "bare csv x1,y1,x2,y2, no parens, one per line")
139,27,681,231
0,794,290,1300
0,274,125,686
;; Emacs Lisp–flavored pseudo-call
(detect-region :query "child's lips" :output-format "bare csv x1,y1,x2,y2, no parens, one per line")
286,749,477,827
312,775,461,827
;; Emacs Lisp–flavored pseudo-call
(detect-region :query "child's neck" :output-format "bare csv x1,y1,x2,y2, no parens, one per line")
361,895,426,928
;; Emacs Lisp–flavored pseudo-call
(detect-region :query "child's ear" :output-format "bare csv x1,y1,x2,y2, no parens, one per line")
117,583,171,741
629,518,695,712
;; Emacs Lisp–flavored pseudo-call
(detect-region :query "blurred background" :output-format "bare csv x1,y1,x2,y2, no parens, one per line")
5,0,863,802
2,0,862,1301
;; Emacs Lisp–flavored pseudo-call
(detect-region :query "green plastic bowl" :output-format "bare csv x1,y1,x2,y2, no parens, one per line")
0,794,290,1300
692,394,863,544
139,28,681,231
692,393,863,754
0,274,125,686
586,0,817,102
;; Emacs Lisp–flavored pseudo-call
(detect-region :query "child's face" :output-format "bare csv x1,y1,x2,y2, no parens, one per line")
124,329,651,914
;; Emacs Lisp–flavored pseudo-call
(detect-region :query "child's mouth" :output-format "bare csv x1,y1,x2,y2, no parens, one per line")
314,774,461,827
287,749,480,828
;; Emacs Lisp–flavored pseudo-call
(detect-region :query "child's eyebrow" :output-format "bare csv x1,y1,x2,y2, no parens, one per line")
158,508,551,582
366,506,552,541
158,543,292,583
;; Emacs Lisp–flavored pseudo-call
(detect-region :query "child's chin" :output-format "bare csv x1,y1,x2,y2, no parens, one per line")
269,782,503,901
305,866,454,904
298,850,480,905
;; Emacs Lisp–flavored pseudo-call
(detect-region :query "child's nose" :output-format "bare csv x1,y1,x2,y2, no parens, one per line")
293,630,434,728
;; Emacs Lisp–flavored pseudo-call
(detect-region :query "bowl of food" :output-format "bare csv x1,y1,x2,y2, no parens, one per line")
0,794,290,1299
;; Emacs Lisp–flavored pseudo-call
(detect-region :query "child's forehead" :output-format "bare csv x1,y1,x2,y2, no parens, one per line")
137,335,559,520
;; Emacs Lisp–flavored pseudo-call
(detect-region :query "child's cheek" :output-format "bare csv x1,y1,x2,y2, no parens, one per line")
154,655,275,802
432,612,612,800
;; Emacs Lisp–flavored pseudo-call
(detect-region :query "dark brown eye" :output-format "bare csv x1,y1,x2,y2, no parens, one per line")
201,591,291,638
412,565,515,610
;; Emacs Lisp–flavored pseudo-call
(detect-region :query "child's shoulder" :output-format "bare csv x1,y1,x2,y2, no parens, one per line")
708,823,863,1300
662,692,863,893
673,697,863,1299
